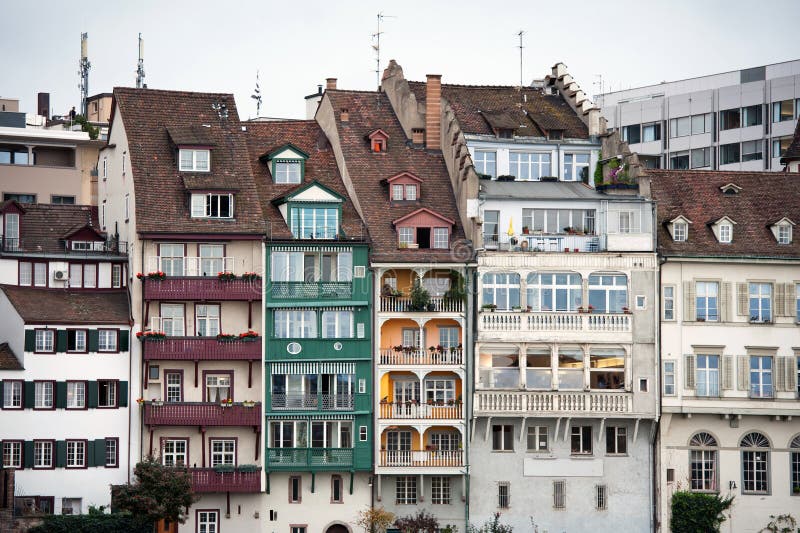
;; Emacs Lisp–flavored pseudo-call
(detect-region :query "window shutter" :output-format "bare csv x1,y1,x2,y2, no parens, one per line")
24,441,34,468
721,356,734,390
737,355,749,391
55,381,67,408
24,381,35,408
720,283,731,322
86,440,95,467
785,283,796,317
88,330,99,352
736,283,748,316
119,330,130,352
118,381,129,407
87,381,99,408
56,441,67,468
94,439,107,467
786,356,798,392
774,357,786,392
56,330,68,352
24,330,36,352
773,284,784,316
684,355,695,390
683,282,695,321
0,381,3,405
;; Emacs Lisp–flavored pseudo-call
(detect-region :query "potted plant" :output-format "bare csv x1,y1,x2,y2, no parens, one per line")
393,345,403,353
587,305,595,313
241,272,261,281
220,398,233,408
577,306,585,313
238,330,260,341
136,331,166,341
216,333,237,342
242,400,256,408
522,226,530,235
696,317,706,322
526,306,532,312
136,397,145,405
217,271,236,281
213,464,235,473
512,305,522,312
622,306,632,314
482,303,497,312
151,398,163,407
496,175,515,182
380,396,388,404
238,464,259,473
136,271,166,281
408,280,431,311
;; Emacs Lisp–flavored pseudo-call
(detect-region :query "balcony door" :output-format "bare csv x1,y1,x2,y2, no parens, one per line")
386,430,412,466
159,304,185,336
159,244,185,276
206,374,231,402
196,305,220,337
199,244,224,276
402,328,421,349
393,380,420,417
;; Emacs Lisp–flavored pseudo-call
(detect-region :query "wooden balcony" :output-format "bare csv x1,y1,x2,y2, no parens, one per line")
190,468,261,493
474,390,631,416
142,337,261,361
380,296,463,314
379,349,463,366
378,402,462,420
143,278,261,301
143,402,262,426
378,450,463,467
265,448,353,471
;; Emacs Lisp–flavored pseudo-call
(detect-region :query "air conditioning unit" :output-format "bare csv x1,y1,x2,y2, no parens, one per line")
53,270,69,281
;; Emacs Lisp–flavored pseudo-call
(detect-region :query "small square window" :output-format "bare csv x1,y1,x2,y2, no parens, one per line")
635,295,646,309
639,378,648,392
359,426,368,441
274,161,302,184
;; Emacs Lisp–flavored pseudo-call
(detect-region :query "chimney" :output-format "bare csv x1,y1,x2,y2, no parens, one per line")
425,74,442,150
340,108,349,123
411,128,424,145
326,78,337,90
37,92,50,118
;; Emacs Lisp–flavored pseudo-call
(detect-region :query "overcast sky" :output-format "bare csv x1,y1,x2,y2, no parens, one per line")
2,0,799,120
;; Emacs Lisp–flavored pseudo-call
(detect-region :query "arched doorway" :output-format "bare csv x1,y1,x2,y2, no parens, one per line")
325,524,349,533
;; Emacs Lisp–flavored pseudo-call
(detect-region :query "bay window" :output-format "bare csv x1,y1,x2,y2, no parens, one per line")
290,206,338,239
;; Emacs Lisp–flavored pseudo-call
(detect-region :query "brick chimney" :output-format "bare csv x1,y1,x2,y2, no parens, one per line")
425,74,442,150
340,108,349,123
411,128,425,145
326,78,337,90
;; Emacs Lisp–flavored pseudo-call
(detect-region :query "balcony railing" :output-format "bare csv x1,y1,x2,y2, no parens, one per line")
143,278,261,300
143,402,262,426
379,349,463,366
380,296,463,313
190,468,260,493
147,256,237,276
379,402,462,419
484,234,604,253
379,450,463,467
266,448,353,470
270,281,352,300
142,336,261,361
271,393,354,411
474,390,631,415
479,311,630,333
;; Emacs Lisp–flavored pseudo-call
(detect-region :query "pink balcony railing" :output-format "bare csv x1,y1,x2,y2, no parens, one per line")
143,402,262,426
379,449,463,467
143,278,261,301
142,337,261,361
190,468,261,493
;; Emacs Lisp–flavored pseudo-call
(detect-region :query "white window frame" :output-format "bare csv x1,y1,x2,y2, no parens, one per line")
563,153,590,182
178,148,210,172
2,380,22,409
695,281,719,321
689,432,718,492
431,476,451,504
162,438,188,466
749,355,773,399
741,432,770,495
398,227,414,246
663,285,675,320
274,161,302,184
482,272,520,310
749,282,772,322
395,476,417,505
197,510,219,533
718,223,732,243
33,441,52,468
105,438,118,467
432,227,449,249
509,151,551,181
98,329,118,352
673,222,687,242
166,372,182,403
34,381,53,409
274,310,317,338
35,329,54,353
2,441,22,468
321,310,353,339
405,184,417,201
527,425,549,452
392,184,404,201
210,439,236,467
777,224,791,244
663,361,676,396
695,354,720,397
473,150,497,178
196,304,221,337
66,440,86,468
205,374,231,403
527,272,582,312
112,264,122,288
98,380,117,408
191,193,233,219
66,381,86,409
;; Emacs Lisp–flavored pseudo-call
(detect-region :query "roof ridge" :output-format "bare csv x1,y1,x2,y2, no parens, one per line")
114,87,234,99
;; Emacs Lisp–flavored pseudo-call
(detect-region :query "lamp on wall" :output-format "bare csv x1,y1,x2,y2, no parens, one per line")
728,481,737,490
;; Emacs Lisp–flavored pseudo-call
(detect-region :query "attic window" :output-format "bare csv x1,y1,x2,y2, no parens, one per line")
719,222,732,243
275,161,302,184
179,149,210,172
673,221,687,242
777,224,792,244
372,139,385,152
391,184,418,202
719,183,742,195
548,130,564,141
496,128,514,139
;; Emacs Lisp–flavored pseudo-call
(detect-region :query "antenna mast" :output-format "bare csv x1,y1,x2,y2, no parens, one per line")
79,33,90,116
136,33,146,89
517,30,526,87
372,12,395,91
251,70,262,117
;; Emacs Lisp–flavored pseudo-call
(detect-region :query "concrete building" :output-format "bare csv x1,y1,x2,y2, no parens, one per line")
0,201,131,516
645,170,800,533
101,88,265,533
596,59,800,172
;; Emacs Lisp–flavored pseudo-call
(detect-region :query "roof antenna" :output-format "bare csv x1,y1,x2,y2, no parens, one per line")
78,33,91,116
251,70,262,117
372,12,396,103
516,30,526,88
136,33,146,89
212,100,228,121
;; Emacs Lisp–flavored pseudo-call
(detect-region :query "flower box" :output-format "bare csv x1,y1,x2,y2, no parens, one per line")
137,271,166,281
240,272,261,281
216,333,237,342
137,331,166,341
217,271,236,281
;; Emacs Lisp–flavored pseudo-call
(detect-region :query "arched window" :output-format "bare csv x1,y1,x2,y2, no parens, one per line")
588,274,627,313
482,273,520,310
740,432,770,494
790,435,800,495
526,273,581,312
689,432,718,492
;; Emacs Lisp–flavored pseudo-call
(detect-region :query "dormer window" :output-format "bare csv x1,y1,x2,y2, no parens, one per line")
393,208,454,250
673,222,687,242
275,161,302,184
548,130,564,141
290,206,338,239
719,222,732,243
497,128,513,139
191,193,233,219
405,185,417,201
179,149,210,172
263,143,310,185
386,172,423,203
777,224,791,244
367,129,389,153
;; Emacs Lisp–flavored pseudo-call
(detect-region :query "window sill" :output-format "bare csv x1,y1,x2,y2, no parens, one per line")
569,454,594,459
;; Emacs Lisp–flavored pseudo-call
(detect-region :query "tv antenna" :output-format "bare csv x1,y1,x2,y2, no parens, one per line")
516,30,525,87
372,12,396,91
593,74,604,100
251,70,262,117
78,33,91,116
136,33,146,89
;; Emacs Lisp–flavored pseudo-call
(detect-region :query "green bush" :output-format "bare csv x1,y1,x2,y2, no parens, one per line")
29,512,150,533
670,490,733,533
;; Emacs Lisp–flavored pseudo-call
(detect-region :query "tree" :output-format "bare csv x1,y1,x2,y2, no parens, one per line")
111,457,197,529
356,506,395,533
395,509,439,532
670,490,733,533
469,513,513,533
409,279,431,311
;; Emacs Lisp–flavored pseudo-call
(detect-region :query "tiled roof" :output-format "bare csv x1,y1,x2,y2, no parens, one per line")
325,90,468,263
407,81,589,139
0,203,101,254
0,343,22,370
243,120,366,241
780,118,800,163
646,169,800,258
0,285,131,325
112,88,264,235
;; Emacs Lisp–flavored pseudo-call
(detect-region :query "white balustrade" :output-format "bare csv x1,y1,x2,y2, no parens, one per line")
474,390,631,414
479,311,630,333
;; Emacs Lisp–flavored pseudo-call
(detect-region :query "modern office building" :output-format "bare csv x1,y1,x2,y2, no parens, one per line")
597,60,800,172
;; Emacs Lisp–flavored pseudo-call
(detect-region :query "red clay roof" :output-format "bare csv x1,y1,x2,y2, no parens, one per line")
646,169,800,259
0,343,22,371
325,90,467,263
1,285,131,325
112,88,264,236
407,81,589,139
243,119,366,241
0,204,102,254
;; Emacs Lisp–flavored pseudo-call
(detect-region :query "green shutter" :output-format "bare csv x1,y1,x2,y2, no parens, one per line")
119,330,129,352
24,441,34,468
94,439,106,467
86,440,95,467
24,381,35,408
56,441,67,468
56,330,68,352
118,381,129,407
0,381,4,405
87,381,98,408
88,330,99,352
55,382,67,409
24,330,36,352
